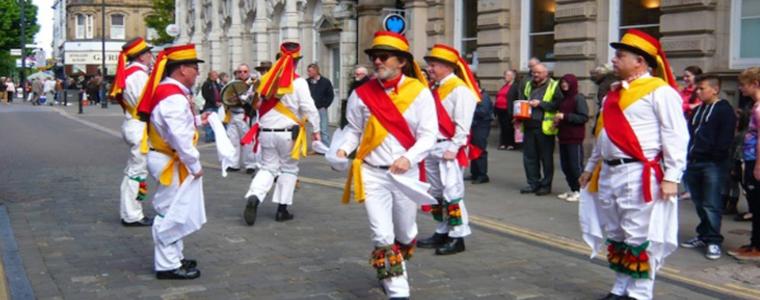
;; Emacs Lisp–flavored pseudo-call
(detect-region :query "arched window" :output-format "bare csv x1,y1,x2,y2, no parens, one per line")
75,13,86,39
111,14,125,40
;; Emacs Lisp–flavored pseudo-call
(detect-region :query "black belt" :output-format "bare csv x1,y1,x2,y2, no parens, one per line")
149,148,176,153
260,128,293,132
363,160,390,170
604,158,638,166
436,138,450,143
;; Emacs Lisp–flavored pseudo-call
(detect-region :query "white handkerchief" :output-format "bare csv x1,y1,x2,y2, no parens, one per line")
326,128,349,172
388,172,438,205
208,112,236,177
156,176,207,246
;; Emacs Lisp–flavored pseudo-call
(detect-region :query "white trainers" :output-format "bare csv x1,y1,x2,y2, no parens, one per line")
557,192,572,200
565,191,580,202
706,244,721,260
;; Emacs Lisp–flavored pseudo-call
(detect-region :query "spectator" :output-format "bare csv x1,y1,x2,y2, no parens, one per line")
254,61,272,76
0,77,6,103
219,72,230,85
518,63,562,196
495,69,518,150
44,77,57,106
589,64,616,108
468,79,494,184
729,67,760,260
680,75,736,260
724,107,749,217
554,74,588,202
681,65,704,116
201,70,223,143
341,65,369,128
87,75,102,105
6,78,15,103
306,63,334,146
31,78,43,105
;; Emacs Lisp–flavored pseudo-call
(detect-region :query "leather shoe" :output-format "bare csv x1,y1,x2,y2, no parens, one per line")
121,217,153,227
156,266,200,280
472,177,490,184
227,167,240,172
243,196,260,226
535,187,551,196
181,259,197,269
417,232,448,249
520,186,538,194
275,208,294,222
246,168,256,174
463,175,473,181
598,293,628,300
435,237,465,255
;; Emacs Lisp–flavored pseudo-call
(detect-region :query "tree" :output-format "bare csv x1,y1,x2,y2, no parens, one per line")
145,0,175,45
0,0,39,77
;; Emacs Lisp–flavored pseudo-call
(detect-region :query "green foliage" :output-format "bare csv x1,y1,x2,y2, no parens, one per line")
145,0,175,45
0,0,40,77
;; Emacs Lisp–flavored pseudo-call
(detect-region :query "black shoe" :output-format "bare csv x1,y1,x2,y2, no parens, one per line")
227,167,240,172
472,177,490,184
535,187,551,196
598,293,627,300
389,298,410,300
520,186,538,194
435,237,465,255
181,259,197,269
121,217,153,227
156,266,200,280
418,232,449,249
275,207,294,222
246,168,256,174
243,196,260,226
463,175,473,181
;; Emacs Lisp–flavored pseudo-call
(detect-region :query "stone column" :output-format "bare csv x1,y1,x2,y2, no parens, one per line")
252,0,270,64
553,0,598,97
227,0,245,69
175,0,189,44
405,0,428,60
281,0,300,41
356,0,395,66
190,0,208,77
336,0,358,101
207,0,226,74
476,0,513,93
660,1,718,74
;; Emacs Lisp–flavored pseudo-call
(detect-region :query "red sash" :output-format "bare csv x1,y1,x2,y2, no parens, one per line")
431,89,470,167
355,79,426,181
240,97,279,151
602,90,664,202
112,66,146,109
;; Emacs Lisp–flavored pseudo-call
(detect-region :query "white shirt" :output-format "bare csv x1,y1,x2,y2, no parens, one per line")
434,73,478,152
123,62,150,119
340,75,438,166
584,74,689,182
258,77,320,132
150,78,202,174
43,80,56,93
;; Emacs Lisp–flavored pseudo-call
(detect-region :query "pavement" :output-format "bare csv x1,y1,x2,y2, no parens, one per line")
0,100,758,299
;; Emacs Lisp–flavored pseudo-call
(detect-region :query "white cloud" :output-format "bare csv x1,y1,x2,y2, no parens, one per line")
33,0,54,58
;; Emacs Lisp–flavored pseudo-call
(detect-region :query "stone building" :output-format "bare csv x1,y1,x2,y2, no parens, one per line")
53,0,156,76
179,0,758,123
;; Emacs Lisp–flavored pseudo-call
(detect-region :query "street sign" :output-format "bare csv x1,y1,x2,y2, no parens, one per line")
10,49,22,56
383,13,407,35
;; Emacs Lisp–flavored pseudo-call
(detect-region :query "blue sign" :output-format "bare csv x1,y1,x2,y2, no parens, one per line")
383,14,407,35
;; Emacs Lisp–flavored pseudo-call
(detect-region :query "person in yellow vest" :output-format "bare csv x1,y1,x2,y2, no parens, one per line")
242,41,320,226
136,44,208,280
336,31,437,300
108,37,154,227
416,44,479,255
518,63,562,196
578,29,688,300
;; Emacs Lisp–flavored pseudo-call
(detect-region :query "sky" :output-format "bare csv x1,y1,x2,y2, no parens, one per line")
33,0,54,58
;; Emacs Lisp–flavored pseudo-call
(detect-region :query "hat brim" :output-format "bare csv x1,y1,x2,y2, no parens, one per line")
610,43,657,69
254,67,270,72
423,56,457,68
364,46,413,60
166,58,205,65
126,47,153,60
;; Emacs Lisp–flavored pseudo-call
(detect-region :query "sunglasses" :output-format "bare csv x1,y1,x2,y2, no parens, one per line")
369,53,393,62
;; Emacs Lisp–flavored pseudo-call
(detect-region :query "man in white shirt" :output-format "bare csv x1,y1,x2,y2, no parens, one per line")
225,63,258,174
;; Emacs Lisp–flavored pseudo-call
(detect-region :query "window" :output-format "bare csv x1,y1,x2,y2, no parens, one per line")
608,0,662,63
75,14,85,39
459,0,478,66
731,0,760,69
111,14,125,40
520,0,556,70
85,14,94,39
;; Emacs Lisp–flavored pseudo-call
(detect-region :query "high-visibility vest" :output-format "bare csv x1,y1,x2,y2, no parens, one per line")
524,79,559,135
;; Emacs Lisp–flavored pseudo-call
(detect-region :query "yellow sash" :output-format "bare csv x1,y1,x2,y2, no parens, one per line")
341,78,425,204
269,102,308,160
148,123,199,186
437,76,466,102
587,77,667,192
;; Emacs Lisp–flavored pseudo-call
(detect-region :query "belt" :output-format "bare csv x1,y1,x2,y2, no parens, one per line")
149,148,176,153
436,138,450,143
604,158,638,166
363,160,390,170
260,128,293,132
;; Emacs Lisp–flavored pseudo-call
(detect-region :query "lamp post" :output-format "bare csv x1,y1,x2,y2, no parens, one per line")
100,0,107,108
19,0,27,100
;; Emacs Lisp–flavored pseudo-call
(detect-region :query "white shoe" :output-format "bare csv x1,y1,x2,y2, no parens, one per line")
557,192,572,200
565,191,580,202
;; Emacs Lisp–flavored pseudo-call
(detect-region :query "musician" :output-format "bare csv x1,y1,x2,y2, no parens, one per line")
224,64,258,173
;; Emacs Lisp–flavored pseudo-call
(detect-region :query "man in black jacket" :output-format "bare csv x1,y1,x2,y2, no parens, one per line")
307,63,334,146
201,70,222,142
681,74,736,260
469,83,494,184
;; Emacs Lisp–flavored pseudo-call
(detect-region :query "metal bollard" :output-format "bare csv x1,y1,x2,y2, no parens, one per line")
78,90,83,114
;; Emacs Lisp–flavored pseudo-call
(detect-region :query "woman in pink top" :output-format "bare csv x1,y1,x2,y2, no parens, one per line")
495,69,518,150
681,65,703,116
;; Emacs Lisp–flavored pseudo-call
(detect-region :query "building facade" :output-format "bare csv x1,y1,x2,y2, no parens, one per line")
180,0,757,123
53,0,156,76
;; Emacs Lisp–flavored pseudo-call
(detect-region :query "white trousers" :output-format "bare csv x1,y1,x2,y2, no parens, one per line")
425,142,471,238
245,131,298,205
597,163,663,300
363,165,419,298
147,151,185,271
226,112,257,169
120,119,147,222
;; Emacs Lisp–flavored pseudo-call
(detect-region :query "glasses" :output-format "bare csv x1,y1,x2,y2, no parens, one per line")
369,53,392,62
184,64,199,71
239,70,249,73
